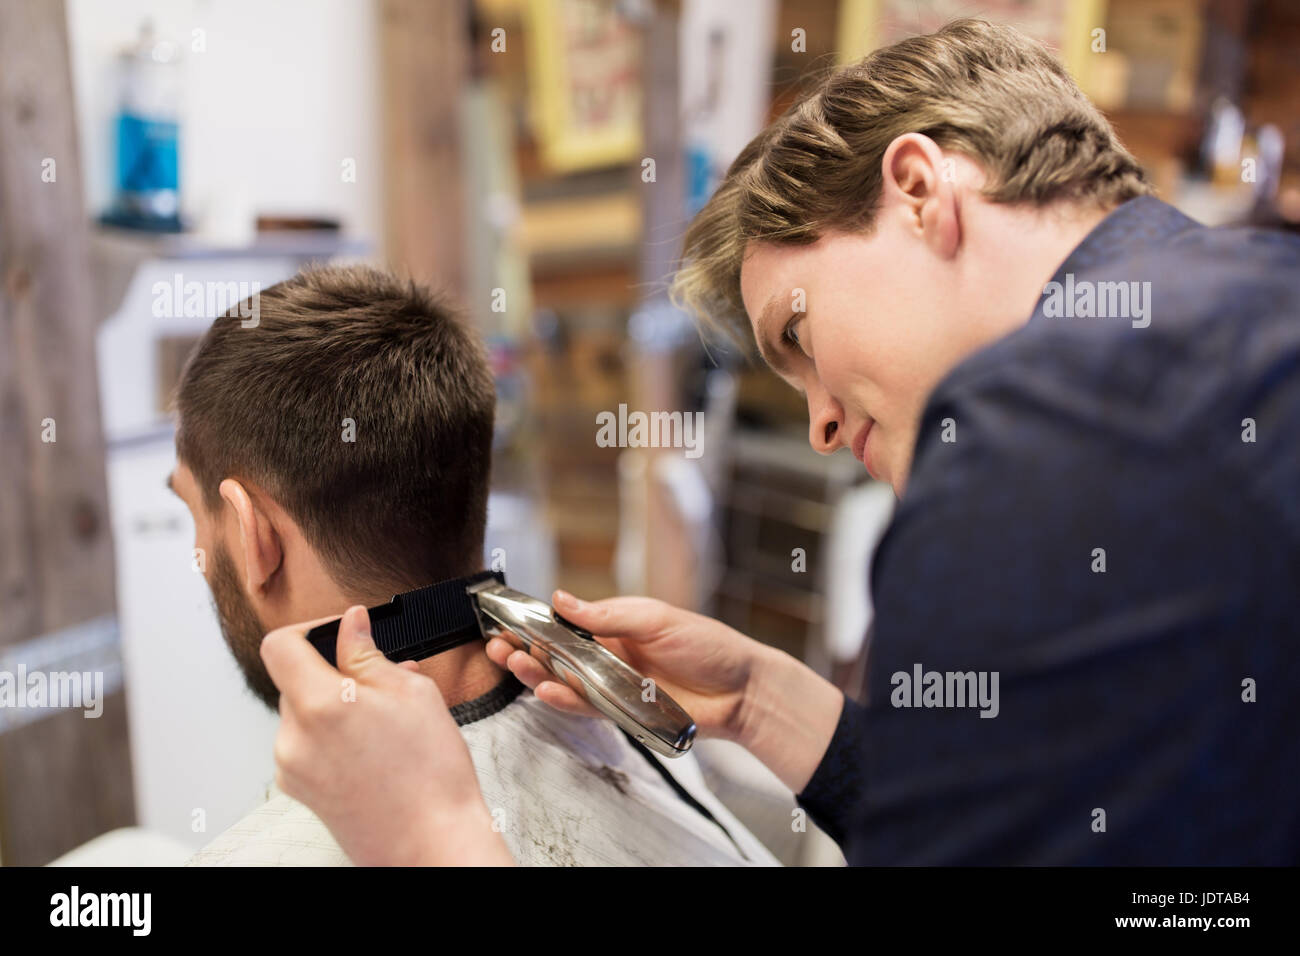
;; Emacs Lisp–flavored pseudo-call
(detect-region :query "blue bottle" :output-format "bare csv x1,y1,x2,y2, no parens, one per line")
104,22,182,231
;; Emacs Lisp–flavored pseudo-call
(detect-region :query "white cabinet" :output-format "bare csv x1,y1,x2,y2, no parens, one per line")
106,432,280,851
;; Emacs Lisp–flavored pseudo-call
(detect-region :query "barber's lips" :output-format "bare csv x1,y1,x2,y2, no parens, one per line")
852,421,876,478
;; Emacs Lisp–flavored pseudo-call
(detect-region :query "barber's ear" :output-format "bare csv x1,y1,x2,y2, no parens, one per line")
880,132,960,259
218,478,283,594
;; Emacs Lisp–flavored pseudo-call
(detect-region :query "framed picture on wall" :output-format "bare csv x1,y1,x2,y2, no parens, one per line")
836,0,1104,97
526,0,643,172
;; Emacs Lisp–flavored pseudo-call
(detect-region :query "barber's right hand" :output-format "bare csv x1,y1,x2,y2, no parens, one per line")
485,591,771,743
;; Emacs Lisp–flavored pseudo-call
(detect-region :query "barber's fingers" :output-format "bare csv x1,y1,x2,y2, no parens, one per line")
552,590,674,641
261,611,350,702
334,605,394,681
264,607,421,709
531,675,601,718
485,637,601,718
485,637,547,682
331,607,425,675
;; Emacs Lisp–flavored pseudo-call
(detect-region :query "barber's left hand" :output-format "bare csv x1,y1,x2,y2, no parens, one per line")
261,605,515,866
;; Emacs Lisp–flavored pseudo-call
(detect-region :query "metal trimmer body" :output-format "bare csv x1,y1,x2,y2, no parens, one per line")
467,580,695,758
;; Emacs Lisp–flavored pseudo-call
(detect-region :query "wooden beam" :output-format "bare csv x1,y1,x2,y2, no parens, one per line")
379,0,472,298
638,0,685,291
0,0,134,864
630,0,699,609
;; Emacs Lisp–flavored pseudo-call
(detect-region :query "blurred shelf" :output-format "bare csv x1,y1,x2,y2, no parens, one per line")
714,428,867,667
519,192,640,269
90,226,372,262
89,227,374,324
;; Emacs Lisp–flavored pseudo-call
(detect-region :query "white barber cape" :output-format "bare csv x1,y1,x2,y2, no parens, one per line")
187,676,780,866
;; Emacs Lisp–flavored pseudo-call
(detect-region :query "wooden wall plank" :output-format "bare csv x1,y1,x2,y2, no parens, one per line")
0,0,134,865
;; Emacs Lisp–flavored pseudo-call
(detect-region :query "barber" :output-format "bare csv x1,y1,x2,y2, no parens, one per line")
262,20,1300,865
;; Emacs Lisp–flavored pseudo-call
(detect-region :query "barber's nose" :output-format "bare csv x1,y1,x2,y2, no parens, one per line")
808,391,844,455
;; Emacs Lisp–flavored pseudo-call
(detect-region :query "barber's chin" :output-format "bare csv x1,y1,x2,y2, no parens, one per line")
868,447,901,496
886,455,912,499
864,438,887,485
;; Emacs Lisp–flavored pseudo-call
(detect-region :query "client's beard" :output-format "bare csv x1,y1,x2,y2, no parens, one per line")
208,542,280,711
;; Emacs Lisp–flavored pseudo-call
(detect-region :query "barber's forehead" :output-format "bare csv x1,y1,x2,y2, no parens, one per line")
738,240,785,306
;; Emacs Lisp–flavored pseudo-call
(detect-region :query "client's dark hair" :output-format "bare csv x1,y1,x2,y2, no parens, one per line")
175,264,495,597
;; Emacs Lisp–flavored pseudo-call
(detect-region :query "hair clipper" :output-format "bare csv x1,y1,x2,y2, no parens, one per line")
306,570,696,757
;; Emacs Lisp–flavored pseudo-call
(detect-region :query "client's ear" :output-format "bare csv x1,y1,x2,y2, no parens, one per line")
218,478,284,594
880,132,961,260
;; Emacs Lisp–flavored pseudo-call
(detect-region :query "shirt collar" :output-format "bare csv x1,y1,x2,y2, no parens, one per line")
1048,195,1201,283
449,672,525,727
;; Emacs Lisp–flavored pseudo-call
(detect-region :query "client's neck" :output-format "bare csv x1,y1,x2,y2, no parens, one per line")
344,571,507,711
414,642,507,711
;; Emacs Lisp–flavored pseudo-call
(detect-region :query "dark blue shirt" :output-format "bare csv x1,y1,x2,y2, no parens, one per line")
796,197,1300,864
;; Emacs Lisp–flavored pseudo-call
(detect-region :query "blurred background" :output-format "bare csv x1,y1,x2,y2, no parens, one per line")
2,0,1298,866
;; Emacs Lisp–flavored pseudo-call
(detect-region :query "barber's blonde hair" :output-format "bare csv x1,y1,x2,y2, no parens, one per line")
671,18,1153,347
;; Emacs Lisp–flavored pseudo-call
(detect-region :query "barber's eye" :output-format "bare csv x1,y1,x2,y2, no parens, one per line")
783,319,806,353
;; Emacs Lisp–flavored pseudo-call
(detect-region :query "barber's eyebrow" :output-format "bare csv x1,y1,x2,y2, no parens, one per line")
755,295,790,372
755,295,805,396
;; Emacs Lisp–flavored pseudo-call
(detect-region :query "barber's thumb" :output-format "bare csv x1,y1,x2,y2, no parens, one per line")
552,589,595,624
335,605,385,674
554,589,633,636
